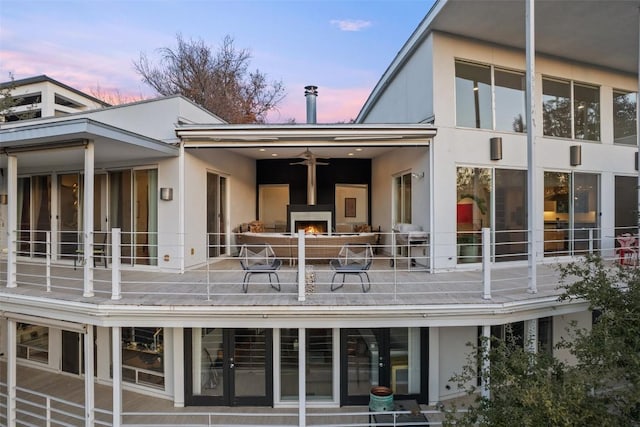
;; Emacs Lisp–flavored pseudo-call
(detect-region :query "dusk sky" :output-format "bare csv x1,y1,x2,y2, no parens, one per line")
0,0,435,123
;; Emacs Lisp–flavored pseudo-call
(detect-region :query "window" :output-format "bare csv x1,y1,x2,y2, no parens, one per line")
613,90,637,145
614,176,637,234
17,323,49,364
455,60,526,133
543,77,600,141
394,173,412,224
121,327,164,389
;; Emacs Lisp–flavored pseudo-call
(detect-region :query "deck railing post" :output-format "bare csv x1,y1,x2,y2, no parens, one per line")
46,231,51,292
298,230,306,302
111,228,122,300
46,397,51,427
482,228,491,300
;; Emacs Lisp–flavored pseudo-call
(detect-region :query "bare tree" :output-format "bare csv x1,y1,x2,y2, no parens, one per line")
134,34,285,123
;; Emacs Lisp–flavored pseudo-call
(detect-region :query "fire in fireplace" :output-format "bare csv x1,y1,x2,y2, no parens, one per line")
295,221,328,235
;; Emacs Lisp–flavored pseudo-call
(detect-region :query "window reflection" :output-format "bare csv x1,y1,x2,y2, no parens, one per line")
574,83,600,141
495,69,526,133
17,323,49,363
455,61,492,129
613,90,637,145
543,78,572,138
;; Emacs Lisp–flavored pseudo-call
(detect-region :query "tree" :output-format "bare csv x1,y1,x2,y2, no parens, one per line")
134,34,285,123
443,255,640,426
0,73,17,120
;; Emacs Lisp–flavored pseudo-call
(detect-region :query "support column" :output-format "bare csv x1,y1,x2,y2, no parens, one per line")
112,326,122,427
526,0,538,294
428,327,440,406
637,6,640,235
6,155,17,288
298,327,306,427
84,325,95,427
83,141,95,298
481,325,491,399
7,319,16,426
173,328,185,407
178,143,185,274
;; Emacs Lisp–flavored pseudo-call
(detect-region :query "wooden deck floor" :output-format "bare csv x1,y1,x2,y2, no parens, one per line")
0,256,570,309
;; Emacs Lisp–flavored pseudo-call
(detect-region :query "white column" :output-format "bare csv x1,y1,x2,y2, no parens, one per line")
526,0,538,294
112,326,122,427
84,325,95,427
482,228,491,299
51,173,59,261
178,143,185,274
428,327,440,406
298,327,306,427
6,155,17,288
111,228,121,300
297,230,306,302
637,6,640,235
481,325,491,399
173,328,185,407
83,141,95,297
7,319,16,426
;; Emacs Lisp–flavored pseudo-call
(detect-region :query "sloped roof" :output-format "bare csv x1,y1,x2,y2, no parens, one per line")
358,0,640,122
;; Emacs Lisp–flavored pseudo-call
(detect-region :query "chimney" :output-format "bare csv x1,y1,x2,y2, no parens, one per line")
305,85,318,124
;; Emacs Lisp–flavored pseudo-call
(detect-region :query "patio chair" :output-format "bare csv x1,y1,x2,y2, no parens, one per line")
239,244,282,293
329,243,373,293
616,233,638,266
74,232,107,270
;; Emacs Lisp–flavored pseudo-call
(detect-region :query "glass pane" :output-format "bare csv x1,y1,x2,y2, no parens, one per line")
456,167,491,263
614,176,638,233
134,169,157,266
574,83,600,141
32,175,51,258
122,327,164,389
192,328,224,396
455,61,492,129
543,78,572,138
495,69,526,133
346,329,380,396
543,172,570,256
220,176,227,254
17,323,49,363
280,329,333,401
17,177,31,255
613,90,637,145
402,174,412,224
59,173,81,258
207,173,221,257
110,170,132,263
234,328,267,397
573,173,599,254
389,328,420,395
494,169,527,262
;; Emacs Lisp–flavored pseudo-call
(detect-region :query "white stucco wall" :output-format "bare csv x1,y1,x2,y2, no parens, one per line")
438,326,476,400
552,310,592,365
371,146,430,251
363,35,434,124
182,149,256,268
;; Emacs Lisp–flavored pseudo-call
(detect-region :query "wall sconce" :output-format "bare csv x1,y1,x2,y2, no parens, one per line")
570,145,581,166
0,194,7,205
160,187,173,201
411,172,425,179
635,152,638,171
490,137,502,160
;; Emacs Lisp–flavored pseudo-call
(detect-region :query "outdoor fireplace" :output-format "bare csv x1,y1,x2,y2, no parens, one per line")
288,204,333,235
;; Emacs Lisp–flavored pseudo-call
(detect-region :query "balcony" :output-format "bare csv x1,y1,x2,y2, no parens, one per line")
1,227,624,313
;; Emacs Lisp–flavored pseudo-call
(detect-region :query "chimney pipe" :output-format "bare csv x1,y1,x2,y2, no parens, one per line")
305,85,318,124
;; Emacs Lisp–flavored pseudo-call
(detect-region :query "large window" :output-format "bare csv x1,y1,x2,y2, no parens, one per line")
394,173,412,225
455,60,526,133
543,77,600,141
456,167,527,263
543,171,599,256
614,176,638,234
121,327,164,389
17,323,49,364
613,90,637,145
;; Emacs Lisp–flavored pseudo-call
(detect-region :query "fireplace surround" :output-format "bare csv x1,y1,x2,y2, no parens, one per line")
287,204,334,235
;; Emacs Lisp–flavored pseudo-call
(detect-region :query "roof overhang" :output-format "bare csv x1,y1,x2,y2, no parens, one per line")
1,118,179,171
358,0,640,122
177,123,436,149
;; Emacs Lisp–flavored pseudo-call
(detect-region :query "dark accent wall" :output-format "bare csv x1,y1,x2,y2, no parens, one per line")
256,158,372,220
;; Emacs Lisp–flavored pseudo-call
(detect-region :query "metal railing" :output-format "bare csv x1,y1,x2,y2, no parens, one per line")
2,226,626,304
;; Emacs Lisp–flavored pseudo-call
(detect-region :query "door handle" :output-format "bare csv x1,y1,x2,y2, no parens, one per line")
230,363,235,369
379,362,384,368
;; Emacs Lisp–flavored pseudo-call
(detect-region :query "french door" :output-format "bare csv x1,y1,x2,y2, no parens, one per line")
186,328,273,406
340,328,427,405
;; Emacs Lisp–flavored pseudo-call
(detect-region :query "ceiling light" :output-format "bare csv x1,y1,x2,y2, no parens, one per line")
355,148,363,152
348,152,354,156
259,148,266,152
271,153,278,157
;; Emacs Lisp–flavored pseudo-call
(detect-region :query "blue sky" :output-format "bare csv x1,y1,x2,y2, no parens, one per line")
0,0,434,122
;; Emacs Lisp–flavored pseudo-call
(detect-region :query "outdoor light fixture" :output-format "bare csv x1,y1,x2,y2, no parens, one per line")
160,187,173,201
570,145,581,166
0,194,7,205
411,172,425,179
490,137,502,161
635,152,638,171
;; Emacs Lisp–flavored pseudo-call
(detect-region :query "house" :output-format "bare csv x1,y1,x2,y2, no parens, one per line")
0,75,109,122
0,1,638,425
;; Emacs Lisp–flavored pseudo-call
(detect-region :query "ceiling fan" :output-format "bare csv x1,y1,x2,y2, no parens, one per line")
289,148,330,166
